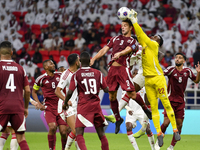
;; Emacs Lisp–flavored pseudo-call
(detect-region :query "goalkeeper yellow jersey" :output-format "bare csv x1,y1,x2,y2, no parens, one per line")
133,23,163,77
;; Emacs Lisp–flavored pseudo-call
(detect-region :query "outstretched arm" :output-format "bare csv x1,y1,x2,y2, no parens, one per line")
194,61,200,83
112,46,133,60
63,89,73,111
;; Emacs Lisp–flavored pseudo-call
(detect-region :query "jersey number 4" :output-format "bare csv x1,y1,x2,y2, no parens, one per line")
6,74,16,92
81,78,97,95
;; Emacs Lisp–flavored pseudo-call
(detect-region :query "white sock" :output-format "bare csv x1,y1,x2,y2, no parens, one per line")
10,133,19,150
119,99,128,112
75,140,80,150
65,132,75,149
141,116,148,132
127,131,139,150
0,138,6,150
147,132,155,150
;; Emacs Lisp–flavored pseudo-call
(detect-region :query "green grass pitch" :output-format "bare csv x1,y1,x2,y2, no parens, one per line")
2,132,200,150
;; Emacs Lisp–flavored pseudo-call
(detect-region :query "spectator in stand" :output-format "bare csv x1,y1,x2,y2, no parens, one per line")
98,9,109,26
12,51,20,63
49,55,57,69
182,43,189,58
193,46,200,67
152,21,159,35
65,22,76,36
46,8,55,24
180,1,188,15
19,58,28,71
99,56,108,76
137,9,148,25
25,8,35,25
104,4,113,17
6,0,16,12
43,33,53,51
9,14,18,29
1,24,10,37
168,25,182,43
93,17,103,30
57,55,69,69
166,1,177,22
34,67,42,80
90,40,101,56
43,27,50,41
51,26,61,37
105,24,116,37
74,33,86,50
19,48,31,63
62,2,73,16
157,15,167,31
17,16,28,32
64,34,75,51
189,1,199,16
0,15,8,30
32,48,43,64
51,17,61,30
188,15,198,31
143,13,156,31
27,34,40,51
164,51,173,66
26,61,38,77
109,12,121,25
27,72,35,92
9,28,22,41
79,10,87,24
53,35,63,50
48,0,59,10
157,1,166,18
176,13,189,31
145,0,160,15
37,0,45,10
24,28,33,43
82,18,92,31
0,2,6,15
12,35,23,52
184,34,196,58
194,30,200,43
87,7,98,22
29,0,38,14
34,8,46,26
128,0,142,12
43,1,51,15
62,13,72,27
164,34,181,52
16,0,27,12
80,42,90,53
167,41,179,55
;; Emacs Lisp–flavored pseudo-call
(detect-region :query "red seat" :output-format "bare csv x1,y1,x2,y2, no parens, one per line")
40,50,49,57
186,30,194,36
189,57,194,67
41,24,48,29
164,17,173,24
115,24,121,33
37,63,43,68
100,43,106,48
60,50,70,58
27,50,35,58
42,56,49,62
62,37,70,43
31,24,41,31
16,49,22,55
163,4,169,9
88,44,94,49
102,4,108,9
181,36,188,44
104,24,110,34
179,30,186,36
71,50,80,56
145,30,152,36
23,43,29,50
49,50,60,56
17,30,25,36
12,11,21,19
22,11,28,17
168,23,176,30
41,70,46,74
53,55,60,63
102,36,112,44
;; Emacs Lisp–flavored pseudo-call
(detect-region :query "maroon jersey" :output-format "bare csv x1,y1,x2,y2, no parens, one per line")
164,66,196,103
34,72,61,109
69,67,107,114
0,60,29,114
107,35,138,67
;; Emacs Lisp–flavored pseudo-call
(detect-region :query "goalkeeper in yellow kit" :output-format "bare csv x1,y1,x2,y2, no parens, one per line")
126,10,181,147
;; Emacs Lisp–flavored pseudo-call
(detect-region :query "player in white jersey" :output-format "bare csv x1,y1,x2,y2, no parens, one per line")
55,54,80,150
125,86,155,150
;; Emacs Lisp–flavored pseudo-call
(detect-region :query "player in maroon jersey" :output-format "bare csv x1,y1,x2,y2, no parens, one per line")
32,59,68,150
155,53,200,150
90,19,151,134
63,52,109,150
0,41,30,150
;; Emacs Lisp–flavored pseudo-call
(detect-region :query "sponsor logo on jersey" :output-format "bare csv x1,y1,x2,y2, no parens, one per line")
56,77,60,81
174,73,177,76
184,72,187,77
127,40,132,43
45,80,49,84
116,38,120,40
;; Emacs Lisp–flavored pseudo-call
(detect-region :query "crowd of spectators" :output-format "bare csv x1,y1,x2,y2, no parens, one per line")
0,0,200,92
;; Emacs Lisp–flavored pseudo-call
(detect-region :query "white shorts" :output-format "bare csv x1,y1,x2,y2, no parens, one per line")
125,113,149,128
132,73,145,88
7,122,11,127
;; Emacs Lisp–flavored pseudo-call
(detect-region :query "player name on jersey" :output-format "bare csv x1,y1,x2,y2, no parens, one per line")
81,72,95,77
2,66,18,71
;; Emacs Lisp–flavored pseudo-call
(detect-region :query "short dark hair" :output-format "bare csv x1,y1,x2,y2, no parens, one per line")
80,51,90,66
0,41,12,55
158,35,163,47
43,59,51,69
175,52,186,60
67,53,78,66
122,19,133,27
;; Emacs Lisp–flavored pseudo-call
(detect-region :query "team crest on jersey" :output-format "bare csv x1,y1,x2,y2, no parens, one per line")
56,77,60,82
174,73,177,76
127,40,131,43
184,72,187,77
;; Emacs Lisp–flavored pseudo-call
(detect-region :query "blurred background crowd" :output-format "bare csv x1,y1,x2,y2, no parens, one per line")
1,0,200,99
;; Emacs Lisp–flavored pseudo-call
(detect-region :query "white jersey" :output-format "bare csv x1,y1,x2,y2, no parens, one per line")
57,69,78,113
130,45,143,74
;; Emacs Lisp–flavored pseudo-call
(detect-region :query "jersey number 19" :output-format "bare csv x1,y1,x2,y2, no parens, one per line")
81,78,97,95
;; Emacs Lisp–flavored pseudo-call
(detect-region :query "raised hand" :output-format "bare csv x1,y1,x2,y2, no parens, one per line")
195,61,200,73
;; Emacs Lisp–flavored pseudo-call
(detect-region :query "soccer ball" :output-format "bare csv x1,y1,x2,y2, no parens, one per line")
117,7,130,20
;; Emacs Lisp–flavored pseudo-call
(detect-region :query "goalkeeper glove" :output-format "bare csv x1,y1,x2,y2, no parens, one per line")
128,9,138,24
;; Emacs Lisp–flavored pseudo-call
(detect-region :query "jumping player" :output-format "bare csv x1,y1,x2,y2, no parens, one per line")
63,52,109,150
32,59,68,150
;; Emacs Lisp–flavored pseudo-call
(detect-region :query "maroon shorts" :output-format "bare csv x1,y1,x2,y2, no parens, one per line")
0,114,26,134
163,101,185,119
75,112,105,128
107,65,135,91
44,109,67,126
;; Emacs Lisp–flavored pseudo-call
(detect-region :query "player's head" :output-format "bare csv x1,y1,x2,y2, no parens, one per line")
58,66,66,72
43,59,55,73
0,41,12,57
121,19,133,36
80,51,90,67
67,53,80,68
175,52,186,67
151,35,163,47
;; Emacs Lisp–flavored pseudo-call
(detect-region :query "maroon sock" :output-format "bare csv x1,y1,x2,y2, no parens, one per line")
61,137,67,150
110,99,121,121
48,134,55,150
171,130,181,146
76,135,87,150
161,124,168,133
53,134,56,150
19,140,30,150
135,94,147,110
100,135,109,150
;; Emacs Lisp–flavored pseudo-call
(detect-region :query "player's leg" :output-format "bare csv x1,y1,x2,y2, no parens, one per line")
76,127,87,150
48,122,57,150
95,127,109,150
126,122,139,150
146,124,155,150
15,132,29,150
0,126,10,150
133,115,148,138
9,127,19,150
57,125,67,150
65,115,76,150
